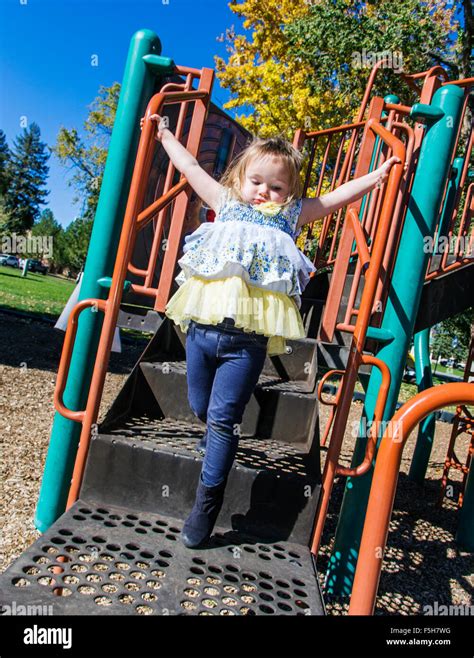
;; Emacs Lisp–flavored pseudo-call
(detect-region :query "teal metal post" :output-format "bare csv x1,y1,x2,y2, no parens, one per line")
408,328,436,482
409,155,465,481
35,29,173,532
408,157,465,482
325,84,465,595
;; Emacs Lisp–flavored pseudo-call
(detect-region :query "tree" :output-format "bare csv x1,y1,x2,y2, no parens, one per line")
30,209,64,266
0,129,11,196
431,310,473,363
214,0,313,138
59,216,93,272
53,83,120,221
215,0,461,137
2,123,50,234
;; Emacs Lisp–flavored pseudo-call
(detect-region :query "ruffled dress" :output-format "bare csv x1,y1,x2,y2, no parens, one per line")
164,188,316,355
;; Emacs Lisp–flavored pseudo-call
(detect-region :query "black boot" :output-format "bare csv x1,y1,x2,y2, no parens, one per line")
181,476,227,548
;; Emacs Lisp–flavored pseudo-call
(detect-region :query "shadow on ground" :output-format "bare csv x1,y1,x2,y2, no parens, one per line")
0,311,147,375
317,473,473,615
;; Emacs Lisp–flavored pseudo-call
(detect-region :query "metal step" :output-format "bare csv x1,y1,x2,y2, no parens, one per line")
139,360,320,446
81,417,321,546
0,501,325,616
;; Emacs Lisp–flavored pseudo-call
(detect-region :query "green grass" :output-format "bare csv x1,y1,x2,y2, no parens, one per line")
354,378,458,413
432,363,465,378
0,265,75,318
0,267,154,342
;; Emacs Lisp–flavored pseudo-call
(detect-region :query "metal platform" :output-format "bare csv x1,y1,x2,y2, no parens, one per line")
0,501,325,616
81,416,321,546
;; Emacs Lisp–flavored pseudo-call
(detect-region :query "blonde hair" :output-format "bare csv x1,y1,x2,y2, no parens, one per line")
220,136,304,205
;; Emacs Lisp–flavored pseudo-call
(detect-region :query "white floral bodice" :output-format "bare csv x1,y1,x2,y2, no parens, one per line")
174,188,316,307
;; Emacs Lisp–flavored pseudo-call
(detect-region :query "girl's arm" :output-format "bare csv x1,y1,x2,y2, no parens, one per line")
143,114,224,212
296,156,401,230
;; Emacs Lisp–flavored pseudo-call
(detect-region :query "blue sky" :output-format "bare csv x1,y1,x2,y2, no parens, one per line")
0,0,247,227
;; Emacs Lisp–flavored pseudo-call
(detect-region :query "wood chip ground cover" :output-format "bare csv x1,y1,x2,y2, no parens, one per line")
0,312,472,615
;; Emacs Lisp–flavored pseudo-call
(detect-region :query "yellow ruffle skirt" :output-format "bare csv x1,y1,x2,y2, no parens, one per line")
164,275,306,356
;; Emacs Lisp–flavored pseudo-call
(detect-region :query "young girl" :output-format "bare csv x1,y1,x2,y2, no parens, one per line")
143,113,400,549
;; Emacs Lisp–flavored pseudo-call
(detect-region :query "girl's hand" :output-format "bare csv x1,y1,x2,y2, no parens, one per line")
374,156,402,189
139,114,169,141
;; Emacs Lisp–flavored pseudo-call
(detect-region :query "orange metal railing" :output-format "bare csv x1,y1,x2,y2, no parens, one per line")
298,68,473,306
425,110,473,282
349,382,474,616
295,98,414,344
54,65,215,508
439,337,474,507
310,119,406,554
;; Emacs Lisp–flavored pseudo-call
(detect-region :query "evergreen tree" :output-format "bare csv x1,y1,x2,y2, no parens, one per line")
0,129,11,196
60,216,93,271
30,208,64,265
3,123,50,234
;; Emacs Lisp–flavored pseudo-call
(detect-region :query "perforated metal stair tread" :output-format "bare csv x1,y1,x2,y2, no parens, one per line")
0,501,324,616
101,416,316,478
140,361,315,394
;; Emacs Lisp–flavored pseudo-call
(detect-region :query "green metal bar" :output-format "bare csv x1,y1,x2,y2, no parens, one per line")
408,155,464,483
97,276,132,292
408,328,436,482
365,326,395,343
325,84,465,596
35,29,163,532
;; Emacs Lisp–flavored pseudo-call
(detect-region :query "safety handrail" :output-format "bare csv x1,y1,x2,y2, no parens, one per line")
318,370,345,447
425,125,473,281
136,178,188,230
52,67,214,510
320,117,406,345
439,338,474,506
349,382,474,615
336,355,391,478
54,299,106,423
310,119,405,554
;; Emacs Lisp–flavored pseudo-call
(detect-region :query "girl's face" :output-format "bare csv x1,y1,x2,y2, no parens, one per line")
241,155,291,205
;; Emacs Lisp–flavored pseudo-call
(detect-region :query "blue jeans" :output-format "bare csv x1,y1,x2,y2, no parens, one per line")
186,318,268,487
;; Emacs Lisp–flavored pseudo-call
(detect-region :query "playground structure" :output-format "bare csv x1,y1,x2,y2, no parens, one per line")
0,29,472,616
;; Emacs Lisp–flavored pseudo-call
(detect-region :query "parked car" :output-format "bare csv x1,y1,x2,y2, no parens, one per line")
27,259,48,275
0,254,20,268
403,367,416,383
